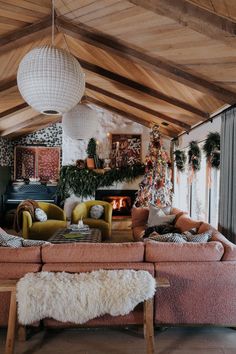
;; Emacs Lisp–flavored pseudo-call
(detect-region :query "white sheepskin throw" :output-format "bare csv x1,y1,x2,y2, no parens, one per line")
17,270,156,325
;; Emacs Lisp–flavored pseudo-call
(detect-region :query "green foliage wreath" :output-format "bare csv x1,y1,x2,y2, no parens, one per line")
188,141,201,172
173,150,186,172
203,132,220,169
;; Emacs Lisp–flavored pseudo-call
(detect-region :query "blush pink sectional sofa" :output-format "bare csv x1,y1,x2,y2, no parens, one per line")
132,207,236,326
1,208,236,329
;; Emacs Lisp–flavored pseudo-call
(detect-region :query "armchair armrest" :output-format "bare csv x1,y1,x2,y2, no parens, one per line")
104,203,113,223
22,211,33,239
71,203,87,223
49,204,66,221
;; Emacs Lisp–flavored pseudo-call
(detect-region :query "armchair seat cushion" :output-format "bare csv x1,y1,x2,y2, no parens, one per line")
83,218,109,230
29,220,67,240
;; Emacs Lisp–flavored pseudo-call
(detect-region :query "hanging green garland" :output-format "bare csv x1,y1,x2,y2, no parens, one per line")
56,163,145,201
173,150,186,172
188,141,201,171
203,132,220,169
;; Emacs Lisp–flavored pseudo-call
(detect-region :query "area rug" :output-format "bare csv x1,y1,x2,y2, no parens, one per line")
17,270,156,325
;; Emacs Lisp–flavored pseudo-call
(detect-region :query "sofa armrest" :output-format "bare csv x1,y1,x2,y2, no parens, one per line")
22,211,33,239
131,207,149,228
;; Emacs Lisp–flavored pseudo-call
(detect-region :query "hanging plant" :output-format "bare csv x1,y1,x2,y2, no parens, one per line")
188,141,201,172
203,132,220,169
173,150,186,172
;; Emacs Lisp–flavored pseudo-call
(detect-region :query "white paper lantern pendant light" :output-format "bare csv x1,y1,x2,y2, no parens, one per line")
17,1,85,115
62,104,98,140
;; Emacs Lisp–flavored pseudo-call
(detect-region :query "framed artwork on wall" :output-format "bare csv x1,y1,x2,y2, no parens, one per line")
14,147,37,180
14,146,61,181
111,134,142,168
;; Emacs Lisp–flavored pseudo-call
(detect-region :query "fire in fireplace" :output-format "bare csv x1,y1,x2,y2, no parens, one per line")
95,189,137,218
104,196,132,216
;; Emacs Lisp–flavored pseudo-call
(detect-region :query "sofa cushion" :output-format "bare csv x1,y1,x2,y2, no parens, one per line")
42,262,154,274
175,215,202,232
199,222,236,261
145,240,224,262
82,218,108,229
42,242,144,263
171,207,187,216
0,247,41,263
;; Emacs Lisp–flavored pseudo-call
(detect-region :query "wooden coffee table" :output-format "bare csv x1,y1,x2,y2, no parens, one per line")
48,228,102,243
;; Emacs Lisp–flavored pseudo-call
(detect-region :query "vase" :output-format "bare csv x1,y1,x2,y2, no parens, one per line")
87,158,95,169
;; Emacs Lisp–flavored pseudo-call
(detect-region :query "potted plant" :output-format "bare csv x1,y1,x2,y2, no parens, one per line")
86,137,97,169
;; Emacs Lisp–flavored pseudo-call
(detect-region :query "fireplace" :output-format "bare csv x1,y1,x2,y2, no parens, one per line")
95,190,137,218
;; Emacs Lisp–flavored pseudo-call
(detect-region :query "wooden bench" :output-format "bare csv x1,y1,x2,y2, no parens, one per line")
0,277,170,354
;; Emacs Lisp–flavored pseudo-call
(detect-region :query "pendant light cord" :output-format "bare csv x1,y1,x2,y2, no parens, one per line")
52,0,55,46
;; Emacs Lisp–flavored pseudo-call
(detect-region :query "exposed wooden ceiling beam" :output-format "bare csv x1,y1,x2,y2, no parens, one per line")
0,114,44,137
0,15,52,50
0,103,28,119
78,58,208,119
0,65,208,119
6,118,62,139
57,17,236,104
0,79,17,93
86,96,175,138
128,0,236,47
86,83,190,130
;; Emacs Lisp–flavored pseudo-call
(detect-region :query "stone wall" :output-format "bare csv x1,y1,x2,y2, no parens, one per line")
62,105,152,165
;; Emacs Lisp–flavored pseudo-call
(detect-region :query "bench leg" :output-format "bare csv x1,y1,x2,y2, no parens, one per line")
144,298,155,354
5,290,17,354
18,325,26,342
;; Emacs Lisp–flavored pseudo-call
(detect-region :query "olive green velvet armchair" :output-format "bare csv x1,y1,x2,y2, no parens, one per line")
22,202,67,240
71,200,113,240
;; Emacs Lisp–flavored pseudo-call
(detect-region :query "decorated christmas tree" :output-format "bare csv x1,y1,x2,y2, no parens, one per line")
134,124,172,207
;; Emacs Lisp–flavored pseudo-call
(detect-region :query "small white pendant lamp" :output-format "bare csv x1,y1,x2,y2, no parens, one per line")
62,104,98,140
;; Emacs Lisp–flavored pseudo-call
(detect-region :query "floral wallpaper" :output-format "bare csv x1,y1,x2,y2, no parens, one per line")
0,123,62,170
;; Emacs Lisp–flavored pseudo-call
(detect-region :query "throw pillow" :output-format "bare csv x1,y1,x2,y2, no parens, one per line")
22,239,49,247
185,231,212,243
35,208,47,222
0,230,49,248
182,228,197,237
143,224,181,238
90,205,104,219
162,206,172,215
0,231,22,248
148,232,187,243
148,210,176,228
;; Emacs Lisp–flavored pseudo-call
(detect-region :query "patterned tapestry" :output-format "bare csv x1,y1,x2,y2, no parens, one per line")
37,147,60,180
111,134,141,167
14,146,60,181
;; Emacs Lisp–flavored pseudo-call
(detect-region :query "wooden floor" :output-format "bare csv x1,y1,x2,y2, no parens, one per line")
0,326,235,354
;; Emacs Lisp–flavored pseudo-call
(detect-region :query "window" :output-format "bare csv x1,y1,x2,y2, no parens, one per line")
173,144,220,228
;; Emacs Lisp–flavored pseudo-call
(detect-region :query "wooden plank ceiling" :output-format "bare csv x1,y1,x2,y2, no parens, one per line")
0,0,236,139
